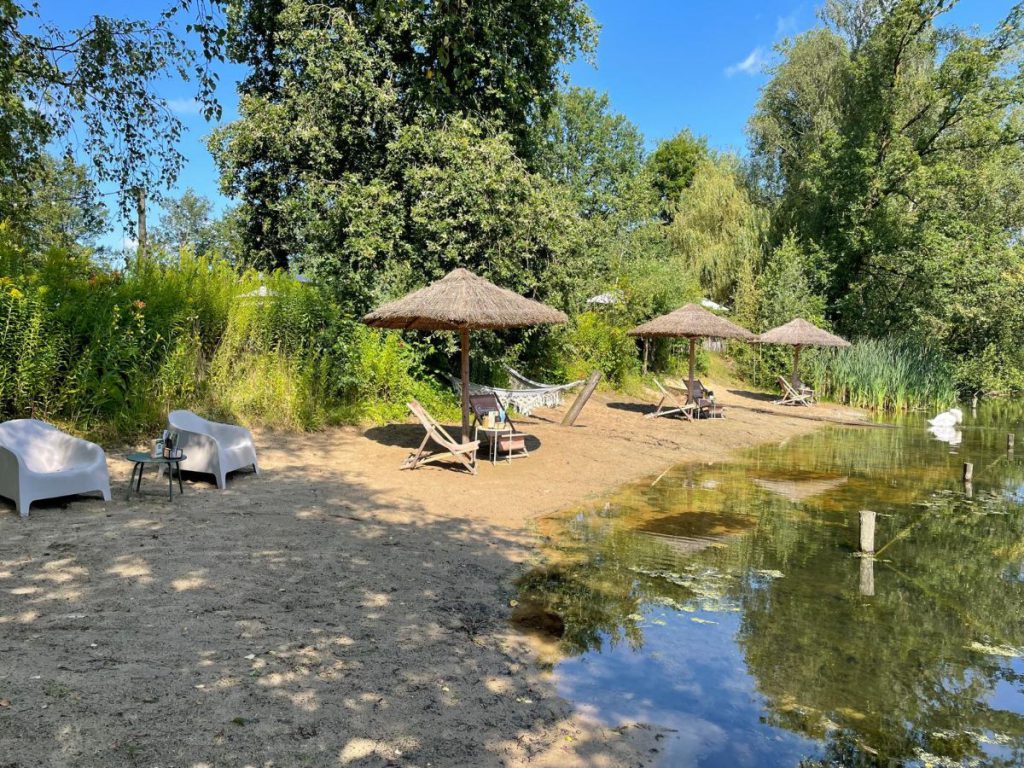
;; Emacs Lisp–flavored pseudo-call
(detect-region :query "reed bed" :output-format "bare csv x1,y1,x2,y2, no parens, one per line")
804,337,956,411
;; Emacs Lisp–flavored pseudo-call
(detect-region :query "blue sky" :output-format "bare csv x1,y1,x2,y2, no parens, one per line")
34,0,1014,248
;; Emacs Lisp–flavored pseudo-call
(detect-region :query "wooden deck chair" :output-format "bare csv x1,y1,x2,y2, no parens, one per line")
683,379,725,419
403,400,480,474
468,393,518,431
645,379,695,421
774,377,814,407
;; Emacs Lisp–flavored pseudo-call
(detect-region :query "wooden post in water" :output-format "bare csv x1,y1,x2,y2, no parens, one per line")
561,371,602,427
962,462,973,483
859,510,876,555
859,556,875,597
1009,434,1015,452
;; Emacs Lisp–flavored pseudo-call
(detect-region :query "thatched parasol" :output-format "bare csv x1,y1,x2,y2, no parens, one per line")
756,318,850,389
363,268,567,439
628,303,754,403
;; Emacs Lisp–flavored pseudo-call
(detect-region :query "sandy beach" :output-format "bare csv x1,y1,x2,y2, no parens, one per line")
0,385,867,767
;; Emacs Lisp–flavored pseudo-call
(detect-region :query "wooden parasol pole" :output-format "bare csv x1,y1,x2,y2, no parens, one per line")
688,337,696,403
792,345,802,388
460,327,471,441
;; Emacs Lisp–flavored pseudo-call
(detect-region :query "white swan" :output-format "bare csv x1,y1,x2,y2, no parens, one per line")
928,407,963,428
928,424,962,446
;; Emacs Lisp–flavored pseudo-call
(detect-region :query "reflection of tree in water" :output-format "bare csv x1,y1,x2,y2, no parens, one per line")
517,405,1024,766
735,490,1024,766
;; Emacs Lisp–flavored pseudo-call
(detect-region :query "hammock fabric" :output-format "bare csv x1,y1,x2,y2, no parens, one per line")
444,366,583,415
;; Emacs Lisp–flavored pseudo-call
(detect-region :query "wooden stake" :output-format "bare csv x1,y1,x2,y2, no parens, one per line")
1008,434,1015,452
459,328,470,441
859,556,875,597
859,510,876,554
561,371,602,427
962,462,973,483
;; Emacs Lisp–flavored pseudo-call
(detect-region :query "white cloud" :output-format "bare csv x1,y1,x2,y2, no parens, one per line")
776,12,799,37
167,98,202,115
122,236,138,251
725,47,767,77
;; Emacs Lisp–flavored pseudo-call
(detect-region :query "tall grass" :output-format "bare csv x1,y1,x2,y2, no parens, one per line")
0,250,456,438
804,337,956,411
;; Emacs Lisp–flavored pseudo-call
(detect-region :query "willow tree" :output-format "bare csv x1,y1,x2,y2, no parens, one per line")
666,156,767,304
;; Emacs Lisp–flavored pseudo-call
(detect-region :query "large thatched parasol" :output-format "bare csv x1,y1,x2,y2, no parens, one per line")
628,303,754,403
756,318,850,388
363,268,567,439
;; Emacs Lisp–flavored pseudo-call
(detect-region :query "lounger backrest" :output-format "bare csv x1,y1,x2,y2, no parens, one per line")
778,377,798,395
408,400,460,448
0,419,97,473
469,393,502,418
169,409,212,434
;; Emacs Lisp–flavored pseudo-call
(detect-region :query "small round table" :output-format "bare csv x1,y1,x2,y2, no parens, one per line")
126,452,186,501
474,425,527,465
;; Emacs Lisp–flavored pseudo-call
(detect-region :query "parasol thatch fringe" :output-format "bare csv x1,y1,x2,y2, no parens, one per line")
362,268,567,331
756,318,850,348
627,303,754,340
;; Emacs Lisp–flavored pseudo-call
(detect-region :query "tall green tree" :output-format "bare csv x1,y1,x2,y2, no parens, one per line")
750,0,1024,388
534,87,648,220
648,129,709,219
212,0,596,289
153,188,217,257
667,156,767,303
1,1,221,224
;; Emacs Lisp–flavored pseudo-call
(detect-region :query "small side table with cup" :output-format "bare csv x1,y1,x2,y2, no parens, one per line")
127,430,186,501
474,409,528,465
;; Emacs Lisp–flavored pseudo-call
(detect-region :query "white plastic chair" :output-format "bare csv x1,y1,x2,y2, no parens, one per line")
0,419,111,518
168,410,259,489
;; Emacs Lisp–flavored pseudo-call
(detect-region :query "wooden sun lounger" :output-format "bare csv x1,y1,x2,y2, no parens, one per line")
403,400,480,474
677,378,725,419
774,377,814,407
645,379,695,421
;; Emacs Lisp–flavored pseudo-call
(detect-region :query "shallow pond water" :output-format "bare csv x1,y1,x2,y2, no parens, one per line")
516,402,1024,767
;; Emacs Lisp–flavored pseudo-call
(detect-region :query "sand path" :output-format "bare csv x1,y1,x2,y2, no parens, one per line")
0,385,866,767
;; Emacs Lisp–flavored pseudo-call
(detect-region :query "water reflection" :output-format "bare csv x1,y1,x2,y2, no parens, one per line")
517,404,1024,767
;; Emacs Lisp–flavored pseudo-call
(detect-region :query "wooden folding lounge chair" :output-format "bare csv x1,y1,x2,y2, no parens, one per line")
645,379,695,421
774,377,814,407
403,400,480,474
684,379,725,419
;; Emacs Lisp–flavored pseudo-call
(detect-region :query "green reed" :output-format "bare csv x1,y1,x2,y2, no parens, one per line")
804,337,957,411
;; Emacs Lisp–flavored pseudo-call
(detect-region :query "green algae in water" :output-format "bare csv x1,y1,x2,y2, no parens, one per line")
516,403,1024,767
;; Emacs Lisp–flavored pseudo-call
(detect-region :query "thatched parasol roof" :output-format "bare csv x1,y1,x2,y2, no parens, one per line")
362,268,567,331
757,318,850,348
753,476,848,503
628,303,754,340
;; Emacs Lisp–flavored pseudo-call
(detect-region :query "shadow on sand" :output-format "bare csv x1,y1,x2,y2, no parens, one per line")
0,454,646,767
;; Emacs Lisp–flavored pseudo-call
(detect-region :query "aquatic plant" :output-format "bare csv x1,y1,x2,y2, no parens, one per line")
803,337,957,411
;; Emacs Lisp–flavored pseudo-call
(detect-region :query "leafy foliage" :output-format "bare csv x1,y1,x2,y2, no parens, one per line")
749,0,1024,391
0,252,454,436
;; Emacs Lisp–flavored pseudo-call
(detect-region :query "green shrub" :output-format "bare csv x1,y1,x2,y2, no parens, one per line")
0,250,456,436
560,310,640,387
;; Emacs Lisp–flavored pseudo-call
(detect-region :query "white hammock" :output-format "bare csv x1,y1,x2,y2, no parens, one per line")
445,366,584,415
